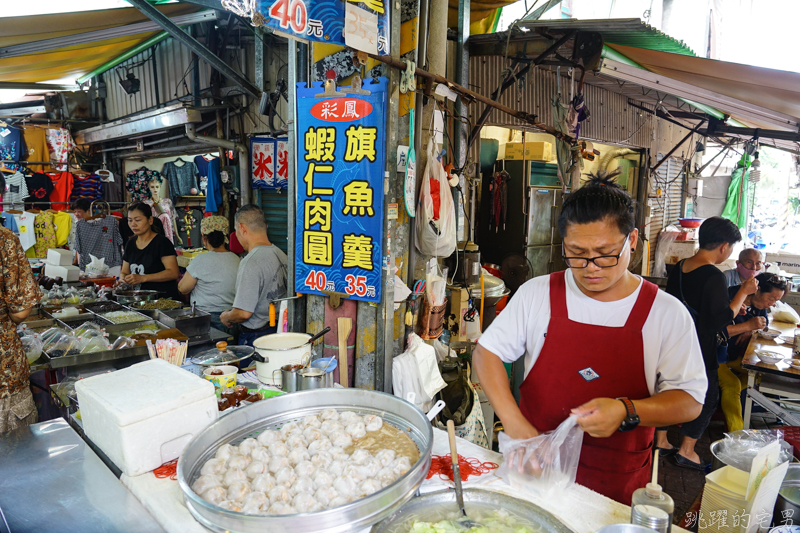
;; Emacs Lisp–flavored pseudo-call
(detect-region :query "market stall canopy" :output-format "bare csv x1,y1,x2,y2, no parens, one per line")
0,3,202,83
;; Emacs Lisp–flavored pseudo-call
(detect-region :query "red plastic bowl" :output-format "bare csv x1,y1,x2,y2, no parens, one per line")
679,218,703,228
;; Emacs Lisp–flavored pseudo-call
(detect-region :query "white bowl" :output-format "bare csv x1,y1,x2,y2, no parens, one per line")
789,359,800,370
760,328,782,340
755,350,783,364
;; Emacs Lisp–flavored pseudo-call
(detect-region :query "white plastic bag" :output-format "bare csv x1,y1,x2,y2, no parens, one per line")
85,254,109,277
415,143,456,257
392,333,447,412
496,415,584,498
772,300,800,324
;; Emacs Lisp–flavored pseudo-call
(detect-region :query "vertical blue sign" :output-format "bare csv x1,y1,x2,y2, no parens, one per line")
294,78,387,303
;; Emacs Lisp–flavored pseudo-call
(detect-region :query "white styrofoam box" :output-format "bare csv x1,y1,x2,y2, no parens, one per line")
75,359,218,476
663,239,699,265
46,248,73,266
767,252,800,275
43,262,80,281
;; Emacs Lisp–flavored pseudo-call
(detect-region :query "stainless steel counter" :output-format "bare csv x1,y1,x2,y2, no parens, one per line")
0,418,164,533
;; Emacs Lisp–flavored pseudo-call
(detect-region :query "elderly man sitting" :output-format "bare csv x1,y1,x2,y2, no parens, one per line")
723,248,764,287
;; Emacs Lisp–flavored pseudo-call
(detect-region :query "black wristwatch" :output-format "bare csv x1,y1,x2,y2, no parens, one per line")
617,397,640,432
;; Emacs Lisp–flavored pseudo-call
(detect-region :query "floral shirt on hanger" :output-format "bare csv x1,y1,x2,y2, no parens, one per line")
125,168,162,202
29,211,56,259
45,129,76,172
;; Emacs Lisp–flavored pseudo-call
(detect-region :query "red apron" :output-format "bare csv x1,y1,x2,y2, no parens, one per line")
519,271,657,505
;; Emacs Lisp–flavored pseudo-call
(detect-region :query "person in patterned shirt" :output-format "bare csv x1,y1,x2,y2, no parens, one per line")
0,226,42,434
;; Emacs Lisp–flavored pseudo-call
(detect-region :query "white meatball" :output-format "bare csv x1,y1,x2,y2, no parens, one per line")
320,420,344,436
268,456,289,474
285,435,308,449
257,430,282,446
310,451,333,468
349,448,371,465
241,491,269,515
345,421,367,439
339,411,360,425
333,476,356,496
328,459,347,477
252,473,278,493
375,449,396,468
217,500,243,512
302,414,322,428
344,463,369,482
307,437,332,456
303,427,323,442
279,421,301,438
288,447,311,466
360,478,382,497
311,468,335,488
294,460,315,478
268,503,296,515
390,457,412,476
293,476,316,495
329,446,349,461
246,461,268,480
319,409,339,421
268,441,289,457
227,481,252,503
292,492,319,513
251,446,270,464
227,454,251,470
223,468,248,487
315,486,339,507
201,486,227,505
276,466,297,487
376,467,397,487
328,495,351,509
268,486,293,504
329,431,352,448
287,429,305,442
192,474,222,495
238,438,259,455
363,458,381,479
215,443,237,462
363,415,383,432
200,458,227,476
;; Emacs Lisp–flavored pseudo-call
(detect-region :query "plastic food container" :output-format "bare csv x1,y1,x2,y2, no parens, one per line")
202,365,238,389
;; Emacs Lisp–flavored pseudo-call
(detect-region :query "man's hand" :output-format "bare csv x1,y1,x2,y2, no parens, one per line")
746,316,767,331
220,311,233,328
741,276,759,295
571,398,627,438
739,303,748,316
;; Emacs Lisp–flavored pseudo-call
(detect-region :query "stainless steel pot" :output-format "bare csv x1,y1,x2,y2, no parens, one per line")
177,389,433,533
298,367,326,390
273,364,303,392
775,464,800,518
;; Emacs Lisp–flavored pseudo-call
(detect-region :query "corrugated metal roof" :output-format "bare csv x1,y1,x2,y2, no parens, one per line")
514,18,696,57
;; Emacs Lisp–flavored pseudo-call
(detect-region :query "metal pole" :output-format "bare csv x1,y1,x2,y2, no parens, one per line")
454,0,470,240
126,0,262,98
288,41,304,334
650,121,705,173
151,44,161,108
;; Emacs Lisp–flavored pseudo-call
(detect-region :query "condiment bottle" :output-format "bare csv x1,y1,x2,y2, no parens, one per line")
631,450,674,533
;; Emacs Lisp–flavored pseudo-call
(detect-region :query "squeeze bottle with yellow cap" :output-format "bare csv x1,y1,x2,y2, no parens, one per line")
630,450,674,533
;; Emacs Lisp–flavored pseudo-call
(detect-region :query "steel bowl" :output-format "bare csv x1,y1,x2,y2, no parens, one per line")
177,389,434,533
113,290,160,305
371,488,575,533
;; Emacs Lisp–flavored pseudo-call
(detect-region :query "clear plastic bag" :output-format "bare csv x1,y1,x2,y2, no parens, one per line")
716,429,793,471
415,143,456,257
21,335,43,364
496,415,584,498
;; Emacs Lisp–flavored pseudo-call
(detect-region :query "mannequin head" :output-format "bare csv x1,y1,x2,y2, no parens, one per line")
148,178,162,202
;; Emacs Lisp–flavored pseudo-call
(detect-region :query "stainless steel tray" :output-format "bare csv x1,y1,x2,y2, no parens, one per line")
371,488,576,533
43,344,150,369
158,308,211,337
178,389,434,533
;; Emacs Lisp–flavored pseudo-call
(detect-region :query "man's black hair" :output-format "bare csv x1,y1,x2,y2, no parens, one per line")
557,173,635,238
698,216,741,250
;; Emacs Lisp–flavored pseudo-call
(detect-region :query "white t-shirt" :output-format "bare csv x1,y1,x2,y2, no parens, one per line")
478,270,708,404
13,212,36,251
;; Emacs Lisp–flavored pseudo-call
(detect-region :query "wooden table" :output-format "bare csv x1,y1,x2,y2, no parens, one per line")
741,319,800,428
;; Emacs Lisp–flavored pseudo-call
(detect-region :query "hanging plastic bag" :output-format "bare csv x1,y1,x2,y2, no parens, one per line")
496,415,584,498
415,143,456,257
392,333,447,412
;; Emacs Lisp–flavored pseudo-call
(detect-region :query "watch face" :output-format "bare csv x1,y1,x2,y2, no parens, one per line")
619,415,640,432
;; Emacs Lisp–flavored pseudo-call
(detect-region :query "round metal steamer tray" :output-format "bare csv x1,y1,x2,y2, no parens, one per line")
177,389,434,533
371,488,576,533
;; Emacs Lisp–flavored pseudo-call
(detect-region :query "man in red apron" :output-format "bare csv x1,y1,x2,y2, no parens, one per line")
475,175,708,505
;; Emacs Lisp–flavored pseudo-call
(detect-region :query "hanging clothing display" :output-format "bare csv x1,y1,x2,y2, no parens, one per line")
145,198,179,245
3,214,19,234
195,155,222,213
47,172,74,211
28,211,56,259
52,210,71,247
45,129,76,171
0,126,22,171
67,212,78,255
74,215,123,270
12,212,36,252
21,127,49,172
24,172,54,208
126,167,161,202
100,170,123,203
5,172,29,206
162,159,199,201
70,173,102,201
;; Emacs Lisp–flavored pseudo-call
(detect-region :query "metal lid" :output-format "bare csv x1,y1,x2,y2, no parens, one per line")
468,270,507,298
191,342,255,366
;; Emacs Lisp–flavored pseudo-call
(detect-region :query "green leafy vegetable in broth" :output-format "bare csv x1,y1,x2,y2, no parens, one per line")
408,510,536,533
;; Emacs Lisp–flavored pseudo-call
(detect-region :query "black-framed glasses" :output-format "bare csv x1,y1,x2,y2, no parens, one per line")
562,234,630,269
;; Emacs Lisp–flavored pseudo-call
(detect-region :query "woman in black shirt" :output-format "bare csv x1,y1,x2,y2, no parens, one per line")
657,217,757,470
120,202,180,300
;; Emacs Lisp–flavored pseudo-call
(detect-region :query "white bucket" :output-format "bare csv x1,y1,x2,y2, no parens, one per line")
253,333,312,387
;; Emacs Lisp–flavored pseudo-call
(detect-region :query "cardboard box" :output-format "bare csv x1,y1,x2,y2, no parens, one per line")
663,240,698,265
46,248,73,266
447,286,470,342
503,141,553,161
44,263,80,282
